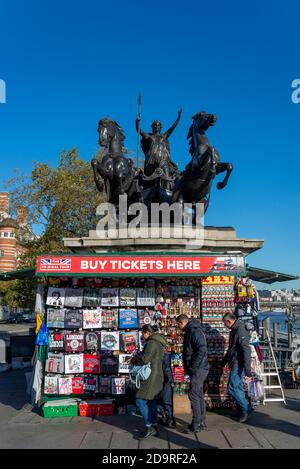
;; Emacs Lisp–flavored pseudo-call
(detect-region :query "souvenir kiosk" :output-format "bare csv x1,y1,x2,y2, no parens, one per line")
34,227,264,418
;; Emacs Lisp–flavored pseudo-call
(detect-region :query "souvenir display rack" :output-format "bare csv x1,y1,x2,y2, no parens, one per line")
34,252,252,416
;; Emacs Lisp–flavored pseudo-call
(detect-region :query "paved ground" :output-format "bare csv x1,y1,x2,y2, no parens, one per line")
0,369,299,449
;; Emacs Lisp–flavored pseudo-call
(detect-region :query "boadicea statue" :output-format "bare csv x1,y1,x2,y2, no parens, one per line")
92,110,233,214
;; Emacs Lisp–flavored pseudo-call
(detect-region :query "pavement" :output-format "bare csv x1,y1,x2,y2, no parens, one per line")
0,369,299,449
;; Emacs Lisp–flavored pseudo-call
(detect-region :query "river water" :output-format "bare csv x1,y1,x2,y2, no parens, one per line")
258,308,300,335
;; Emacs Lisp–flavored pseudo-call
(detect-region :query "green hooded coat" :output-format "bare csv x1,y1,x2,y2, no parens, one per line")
133,333,166,400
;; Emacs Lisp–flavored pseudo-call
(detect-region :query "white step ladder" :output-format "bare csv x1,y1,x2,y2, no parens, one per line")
260,327,286,405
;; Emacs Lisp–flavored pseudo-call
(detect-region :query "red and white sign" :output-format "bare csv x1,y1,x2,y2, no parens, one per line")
37,254,245,276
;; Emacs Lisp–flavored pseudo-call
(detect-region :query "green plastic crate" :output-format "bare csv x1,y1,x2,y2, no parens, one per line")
43,402,78,419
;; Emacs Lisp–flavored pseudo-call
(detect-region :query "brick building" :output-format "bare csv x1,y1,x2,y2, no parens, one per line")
0,191,36,272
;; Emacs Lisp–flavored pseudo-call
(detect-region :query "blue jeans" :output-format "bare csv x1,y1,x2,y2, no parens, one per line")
228,366,251,414
136,399,158,427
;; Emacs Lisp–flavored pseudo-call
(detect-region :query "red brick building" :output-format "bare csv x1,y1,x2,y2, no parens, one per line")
0,192,36,272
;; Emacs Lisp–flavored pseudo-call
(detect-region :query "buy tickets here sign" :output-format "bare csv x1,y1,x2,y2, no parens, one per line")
36,255,245,276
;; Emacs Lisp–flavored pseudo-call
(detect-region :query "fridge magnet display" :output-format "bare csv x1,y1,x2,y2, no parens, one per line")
65,353,84,374
49,331,65,350
112,377,126,395
64,288,84,308
101,309,118,329
119,308,138,329
83,353,101,374
84,331,100,351
101,331,119,351
101,288,119,307
45,352,65,374
65,332,85,353
137,288,156,307
64,309,83,329
118,354,132,373
46,287,66,307
47,309,66,329
120,288,136,307
58,376,73,395
82,289,102,308
82,309,102,329
121,330,139,353
44,376,59,394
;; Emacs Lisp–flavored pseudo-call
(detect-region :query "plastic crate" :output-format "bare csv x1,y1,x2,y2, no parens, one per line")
79,400,115,417
43,401,78,419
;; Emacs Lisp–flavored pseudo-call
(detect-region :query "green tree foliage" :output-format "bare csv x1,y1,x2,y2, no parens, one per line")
1,148,104,310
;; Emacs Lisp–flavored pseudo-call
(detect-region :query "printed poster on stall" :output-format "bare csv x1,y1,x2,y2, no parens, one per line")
101,288,119,307
118,354,132,373
84,331,100,351
82,309,102,329
64,310,83,329
49,331,65,350
58,377,73,395
119,309,138,329
44,376,59,394
45,353,65,374
82,289,102,307
99,376,112,394
101,331,119,351
120,288,136,307
65,332,85,353
137,288,156,307
64,353,84,374
46,288,66,307
83,353,101,374
47,309,66,329
64,288,84,308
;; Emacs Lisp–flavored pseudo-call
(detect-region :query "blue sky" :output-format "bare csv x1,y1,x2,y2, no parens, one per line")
0,0,299,288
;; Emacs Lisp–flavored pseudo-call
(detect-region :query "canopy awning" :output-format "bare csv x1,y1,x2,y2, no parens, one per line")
0,268,35,281
247,266,299,284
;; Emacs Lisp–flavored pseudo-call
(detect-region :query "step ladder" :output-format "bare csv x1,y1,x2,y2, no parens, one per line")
260,327,286,405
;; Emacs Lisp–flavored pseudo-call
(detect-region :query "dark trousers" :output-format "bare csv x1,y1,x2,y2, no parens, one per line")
157,382,174,419
188,369,209,427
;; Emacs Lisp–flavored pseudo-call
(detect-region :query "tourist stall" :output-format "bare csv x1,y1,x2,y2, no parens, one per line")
32,252,261,417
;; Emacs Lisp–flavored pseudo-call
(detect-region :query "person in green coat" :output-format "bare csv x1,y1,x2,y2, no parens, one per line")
131,324,167,439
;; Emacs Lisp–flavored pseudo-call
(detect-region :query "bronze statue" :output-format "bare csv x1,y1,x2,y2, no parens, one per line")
91,118,140,205
136,110,182,196
172,112,233,213
92,109,233,218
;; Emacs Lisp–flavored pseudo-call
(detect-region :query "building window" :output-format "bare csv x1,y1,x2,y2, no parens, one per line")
4,232,9,237
9,232,15,238
0,250,4,257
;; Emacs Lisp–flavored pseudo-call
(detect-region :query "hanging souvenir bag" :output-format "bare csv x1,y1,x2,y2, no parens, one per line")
35,322,49,346
129,362,151,389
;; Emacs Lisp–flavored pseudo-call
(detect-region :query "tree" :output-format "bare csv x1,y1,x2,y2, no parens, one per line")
1,148,105,310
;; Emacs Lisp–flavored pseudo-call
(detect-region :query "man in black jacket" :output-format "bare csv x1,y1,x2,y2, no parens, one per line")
222,312,253,423
177,315,209,433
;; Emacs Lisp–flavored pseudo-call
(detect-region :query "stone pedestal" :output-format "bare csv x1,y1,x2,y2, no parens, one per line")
64,226,264,256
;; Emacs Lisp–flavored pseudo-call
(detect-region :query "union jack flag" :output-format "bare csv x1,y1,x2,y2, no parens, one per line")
40,257,72,271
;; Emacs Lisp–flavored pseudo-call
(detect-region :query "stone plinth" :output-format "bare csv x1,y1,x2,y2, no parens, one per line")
63,226,264,256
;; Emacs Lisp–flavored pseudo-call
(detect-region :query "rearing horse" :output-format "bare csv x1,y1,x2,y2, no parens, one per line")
172,112,233,213
91,118,139,205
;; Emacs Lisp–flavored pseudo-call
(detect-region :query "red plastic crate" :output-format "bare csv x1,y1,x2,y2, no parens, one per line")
79,401,115,417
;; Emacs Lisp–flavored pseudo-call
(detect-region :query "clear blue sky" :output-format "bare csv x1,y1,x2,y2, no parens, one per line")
0,0,299,288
